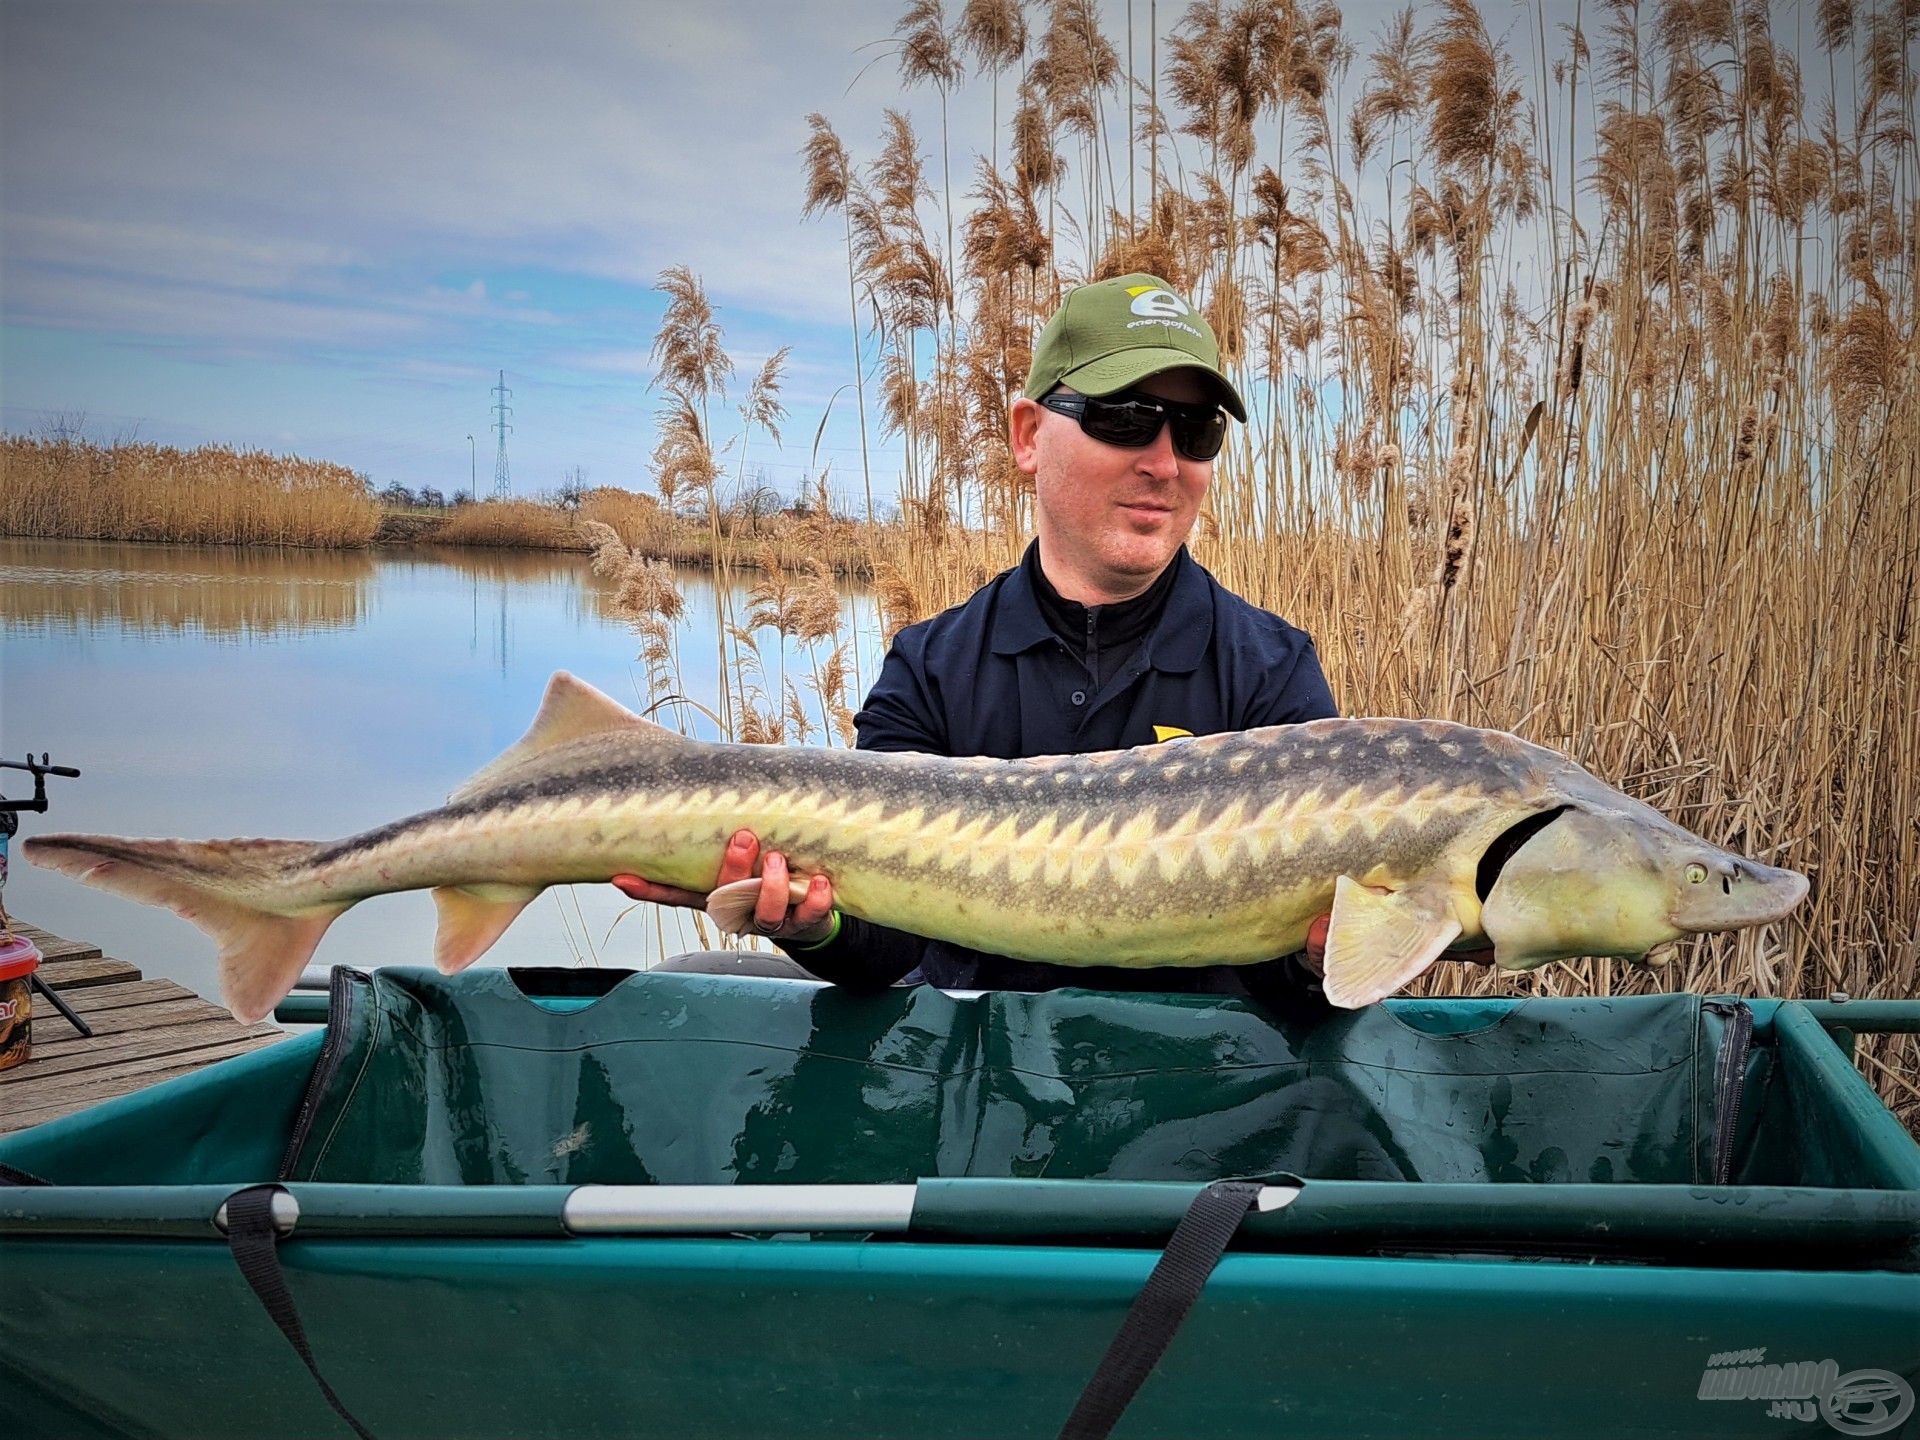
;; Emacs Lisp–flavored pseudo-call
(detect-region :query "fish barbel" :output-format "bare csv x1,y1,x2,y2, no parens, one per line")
25,672,1810,1022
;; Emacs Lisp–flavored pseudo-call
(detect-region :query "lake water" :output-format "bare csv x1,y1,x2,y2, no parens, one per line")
0,538,886,1008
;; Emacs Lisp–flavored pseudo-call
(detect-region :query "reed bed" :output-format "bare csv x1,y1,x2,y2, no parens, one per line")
0,438,892,575
579,486,884,577
0,437,379,547
608,0,1917,1124
434,498,579,549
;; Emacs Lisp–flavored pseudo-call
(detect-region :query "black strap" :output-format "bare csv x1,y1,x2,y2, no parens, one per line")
225,1185,377,1440
1057,1180,1262,1440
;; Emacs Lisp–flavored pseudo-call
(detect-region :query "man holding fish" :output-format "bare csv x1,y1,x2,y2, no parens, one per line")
615,272,1478,1006
28,279,1808,1023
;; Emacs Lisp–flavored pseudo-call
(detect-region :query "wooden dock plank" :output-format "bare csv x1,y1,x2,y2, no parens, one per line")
60,978,202,1016
33,994,247,1048
10,922,102,963
13,1016,277,1081
0,923,288,1136
7,921,144,989
1,1034,283,1126
38,954,143,990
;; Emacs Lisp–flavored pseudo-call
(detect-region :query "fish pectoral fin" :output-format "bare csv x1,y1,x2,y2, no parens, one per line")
1320,876,1464,1009
432,883,543,973
705,876,814,935
449,673,684,804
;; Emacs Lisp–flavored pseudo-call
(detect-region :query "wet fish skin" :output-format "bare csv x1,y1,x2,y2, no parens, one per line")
24,672,1809,1022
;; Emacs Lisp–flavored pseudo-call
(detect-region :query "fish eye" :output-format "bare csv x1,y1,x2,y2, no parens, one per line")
1686,863,1708,884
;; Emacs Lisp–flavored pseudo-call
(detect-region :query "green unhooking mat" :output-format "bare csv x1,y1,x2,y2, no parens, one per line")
5,971,1920,1440
281,967,1756,1187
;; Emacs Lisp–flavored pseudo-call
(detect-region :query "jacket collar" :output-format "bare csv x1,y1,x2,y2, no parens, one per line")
989,542,1214,673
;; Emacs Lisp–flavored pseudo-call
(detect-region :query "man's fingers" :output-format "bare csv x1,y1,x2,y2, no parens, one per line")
1304,913,1330,965
756,851,791,929
717,830,759,887
791,872,835,930
611,874,708,908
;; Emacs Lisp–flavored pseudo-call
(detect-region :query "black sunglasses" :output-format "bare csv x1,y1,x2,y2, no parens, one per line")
1037,389,1229,461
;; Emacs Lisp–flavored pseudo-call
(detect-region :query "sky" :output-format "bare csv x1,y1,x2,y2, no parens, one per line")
0,0,992,508
1,0,1631,511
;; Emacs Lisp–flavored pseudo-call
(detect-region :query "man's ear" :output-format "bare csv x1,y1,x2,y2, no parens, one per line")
1009,396,1043,475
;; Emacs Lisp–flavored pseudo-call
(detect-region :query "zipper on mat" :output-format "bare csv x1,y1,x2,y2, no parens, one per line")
277,966,367,1180
1703,999,1755,1186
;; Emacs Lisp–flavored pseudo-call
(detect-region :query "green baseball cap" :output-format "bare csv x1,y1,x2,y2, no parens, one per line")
1023,272,1247,422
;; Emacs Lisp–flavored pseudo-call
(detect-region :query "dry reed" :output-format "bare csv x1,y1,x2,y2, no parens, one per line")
434,498,576,549
740,0,1919,1123
0,437,379,547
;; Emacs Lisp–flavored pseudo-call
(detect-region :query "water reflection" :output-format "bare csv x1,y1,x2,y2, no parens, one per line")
0,539,376,639
0,537,887,1008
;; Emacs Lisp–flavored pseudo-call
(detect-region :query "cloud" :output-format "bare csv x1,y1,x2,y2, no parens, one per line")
0,0,976,489
7,267,429,353
5,215,356,291
1,2,888,336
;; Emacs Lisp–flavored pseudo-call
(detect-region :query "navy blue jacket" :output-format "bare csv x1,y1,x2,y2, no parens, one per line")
785,544,1339,1002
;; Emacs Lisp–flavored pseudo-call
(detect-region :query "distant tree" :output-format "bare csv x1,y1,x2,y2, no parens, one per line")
38,411,89,444
450,489,474,507
557,465,588,510
419,486,445,509
727,469,783,534
378,481,416,507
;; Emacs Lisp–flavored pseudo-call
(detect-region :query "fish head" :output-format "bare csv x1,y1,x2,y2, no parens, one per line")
1664,847,1810,936
1479,805,1809,970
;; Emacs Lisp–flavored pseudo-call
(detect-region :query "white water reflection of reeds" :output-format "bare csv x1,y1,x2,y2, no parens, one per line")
0,538,888,1009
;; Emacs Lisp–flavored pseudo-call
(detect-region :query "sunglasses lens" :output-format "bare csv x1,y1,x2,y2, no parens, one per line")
1171,412,1227,460
1080,398,1166,448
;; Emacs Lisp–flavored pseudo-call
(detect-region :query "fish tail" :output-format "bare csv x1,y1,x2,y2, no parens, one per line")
23,833,349,1023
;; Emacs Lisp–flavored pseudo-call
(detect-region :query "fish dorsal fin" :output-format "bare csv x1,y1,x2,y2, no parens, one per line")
449,672,681,804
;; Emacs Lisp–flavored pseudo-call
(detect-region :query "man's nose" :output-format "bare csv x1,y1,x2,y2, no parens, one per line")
1134,421,1181,479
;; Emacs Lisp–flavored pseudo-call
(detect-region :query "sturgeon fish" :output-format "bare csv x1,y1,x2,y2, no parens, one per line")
25,672,1809,1022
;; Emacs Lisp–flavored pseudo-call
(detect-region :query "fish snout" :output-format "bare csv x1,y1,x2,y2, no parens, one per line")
1670,853,1810,931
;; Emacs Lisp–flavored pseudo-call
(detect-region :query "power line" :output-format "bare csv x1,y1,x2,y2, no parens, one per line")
491,370,513,498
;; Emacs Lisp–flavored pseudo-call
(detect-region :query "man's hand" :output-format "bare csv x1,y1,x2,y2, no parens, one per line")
612,829,838,945
1300,900,1498,978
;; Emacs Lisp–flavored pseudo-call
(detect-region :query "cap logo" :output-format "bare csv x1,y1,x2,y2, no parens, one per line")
1125,286,1191,319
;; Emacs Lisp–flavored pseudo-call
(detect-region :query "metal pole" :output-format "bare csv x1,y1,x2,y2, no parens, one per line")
466,434,475,495
563,1185,919,1234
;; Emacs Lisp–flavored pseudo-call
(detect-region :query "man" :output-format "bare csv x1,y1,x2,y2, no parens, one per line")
616,273,1339,1007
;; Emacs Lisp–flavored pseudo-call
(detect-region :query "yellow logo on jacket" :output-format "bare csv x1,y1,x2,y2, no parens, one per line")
1153,725,1194,743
